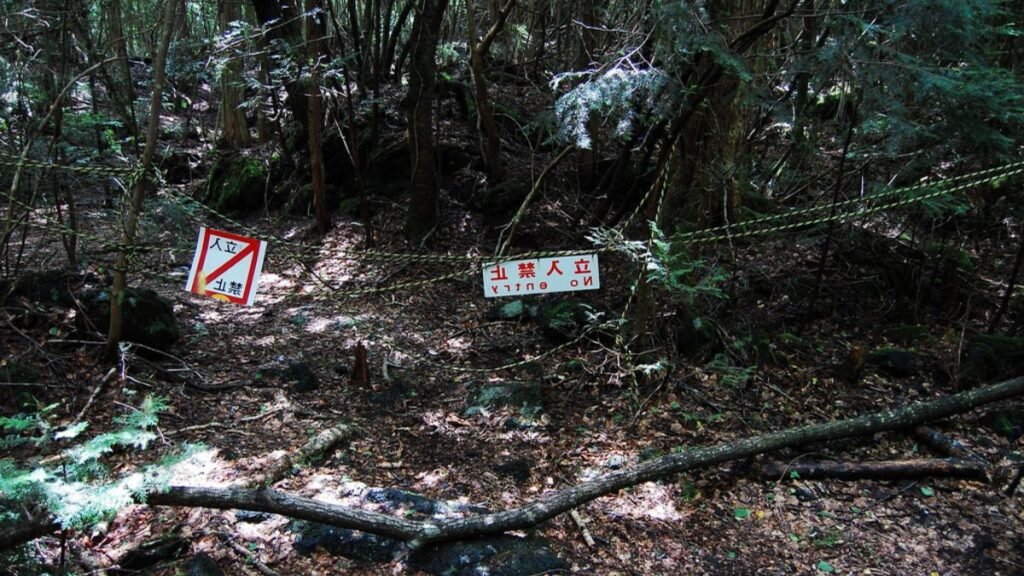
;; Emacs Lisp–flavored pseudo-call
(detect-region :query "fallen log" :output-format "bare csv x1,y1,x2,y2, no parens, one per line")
4,375,1024,552
759,457,989,482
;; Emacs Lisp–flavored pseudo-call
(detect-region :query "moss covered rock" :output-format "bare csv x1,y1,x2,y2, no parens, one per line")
961,334,1024,384
80,287,180,351
204,154,266,214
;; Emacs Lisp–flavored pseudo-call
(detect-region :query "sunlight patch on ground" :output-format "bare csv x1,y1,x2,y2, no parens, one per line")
603,481,685,522
167,448,235,487
414,467,450,491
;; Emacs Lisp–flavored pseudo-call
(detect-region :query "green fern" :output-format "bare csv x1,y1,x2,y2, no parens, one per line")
0,395,194,530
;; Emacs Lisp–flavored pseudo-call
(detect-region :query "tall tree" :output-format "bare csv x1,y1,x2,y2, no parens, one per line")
218,0,251,148
403,0,449,245
306,0,330,233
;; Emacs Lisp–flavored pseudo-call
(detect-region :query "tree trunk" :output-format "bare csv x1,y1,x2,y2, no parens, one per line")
250,0,309,139
306,0,331,233
103,0,182,359
106,0,140,144
218,0,251,148
403,0,448,245
465,0,511,183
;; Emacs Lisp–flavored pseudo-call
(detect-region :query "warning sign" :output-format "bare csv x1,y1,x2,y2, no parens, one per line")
185,227,267,305
482,254,600,298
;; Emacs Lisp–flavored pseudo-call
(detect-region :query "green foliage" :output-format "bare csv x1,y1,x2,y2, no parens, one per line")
0,396,194,530
651,0,749,81
822,0,1024,165
552,68,673,149
646,223,728,307
706,352,755,389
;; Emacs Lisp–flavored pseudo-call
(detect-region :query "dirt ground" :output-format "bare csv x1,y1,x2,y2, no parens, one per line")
5,171,1024,576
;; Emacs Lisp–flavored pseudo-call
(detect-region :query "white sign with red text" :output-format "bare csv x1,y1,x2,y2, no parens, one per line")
482,254,600,298
185,227,267,306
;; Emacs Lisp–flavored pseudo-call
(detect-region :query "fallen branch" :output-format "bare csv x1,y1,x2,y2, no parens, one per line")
759,458,989,482
251,423,356,487
912,426,988,466
4,376,1024,552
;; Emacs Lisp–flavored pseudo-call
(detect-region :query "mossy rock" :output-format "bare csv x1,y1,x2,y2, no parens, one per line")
675,314,720,361
204,154,266,214
80,287,180,350
961,334,1024,384
465,381,543,416
410,536,569,576
1,269,98,307
865,348,921,378
979,407,1024,441
884,324,930,347
287,183,345,215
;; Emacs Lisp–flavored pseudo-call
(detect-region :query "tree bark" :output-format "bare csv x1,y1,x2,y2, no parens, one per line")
403,0,448,245
250,0,309,137
758,458,989,482
5,376,1024,552
465,0,509,182
306,0,331,233
103,0,182,359
218,0,251,148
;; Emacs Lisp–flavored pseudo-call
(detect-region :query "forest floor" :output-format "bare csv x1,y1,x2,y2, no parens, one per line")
5,114,1024,575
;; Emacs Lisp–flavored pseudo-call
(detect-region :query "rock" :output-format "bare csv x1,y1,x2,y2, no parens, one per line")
183,553,224,576
287,183,345,215
494,459,532,482
675,314,720,360
118,534,189,571
235,510,272,523
364,488,438,515
604,454,628,469
409,536,569,576
290,486,564,572
961,334,1024,384
157,150,203,185
204,154,266,214
979,408,1024,441
487,299,531,321
1,269,97,307
292,522,404,562
466,381,543,416
865,348,921,378
884,324,930,347
79,287,180,350
369,379,407,407
257,357,318,392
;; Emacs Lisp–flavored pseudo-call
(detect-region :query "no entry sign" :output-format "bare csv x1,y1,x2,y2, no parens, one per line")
482,254,600,298
185,227,267,305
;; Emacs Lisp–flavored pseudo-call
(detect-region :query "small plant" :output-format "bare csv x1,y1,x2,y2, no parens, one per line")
0,396,197,531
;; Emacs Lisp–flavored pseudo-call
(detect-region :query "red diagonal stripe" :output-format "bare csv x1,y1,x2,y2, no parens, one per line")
203,241,257,285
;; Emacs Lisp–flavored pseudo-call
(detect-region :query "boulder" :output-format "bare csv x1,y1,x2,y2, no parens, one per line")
961,334,1024,384
465,381,543,416
409,536,569,576
183,553,225,576
256,357,318,393
204,154,266,214
865,348,921,378
80,287,180,350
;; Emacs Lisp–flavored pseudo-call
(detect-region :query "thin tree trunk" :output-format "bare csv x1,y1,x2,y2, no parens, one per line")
306,0,331,233
465,0,507,182
103,0,182,359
